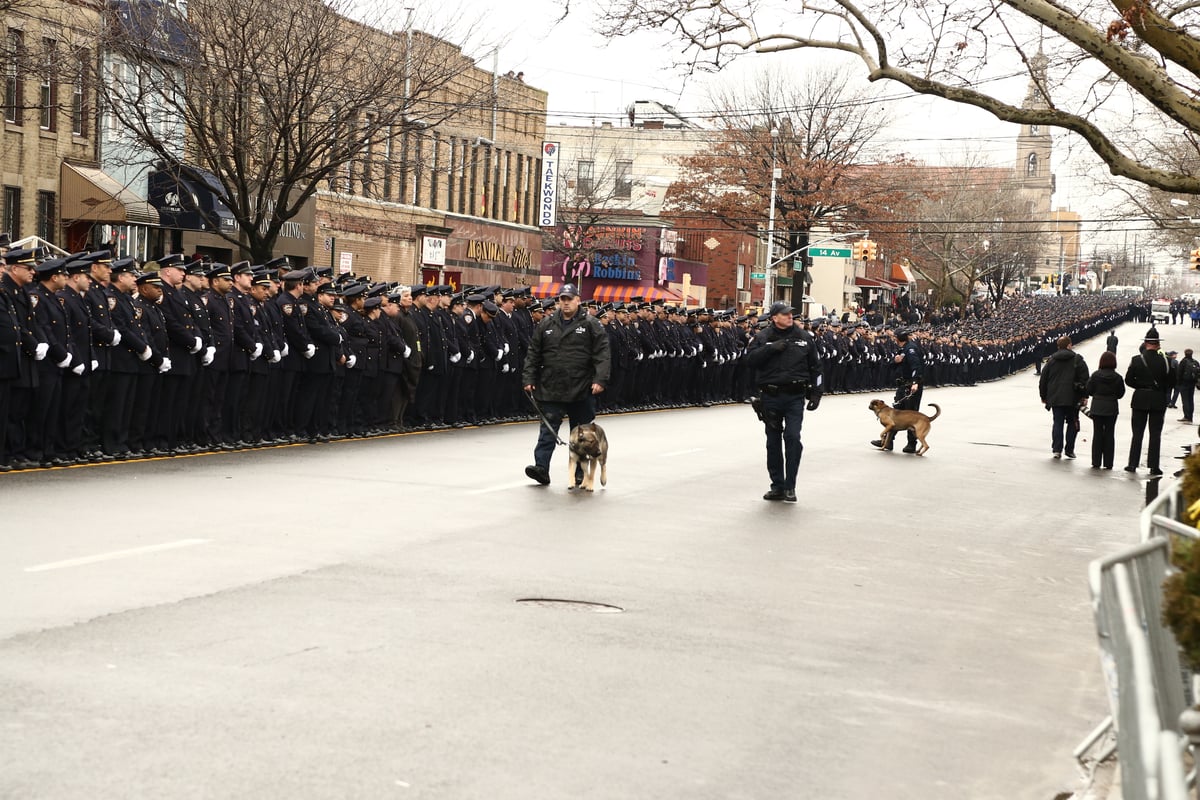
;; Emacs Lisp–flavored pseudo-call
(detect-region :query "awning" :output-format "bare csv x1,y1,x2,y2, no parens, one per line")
530,281,568,298
854,277,900,289
591,283,697,304
891,263,916,283
147,165,238,234
60,163,159,226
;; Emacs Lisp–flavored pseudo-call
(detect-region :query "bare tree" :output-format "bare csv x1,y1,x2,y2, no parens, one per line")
665,65,913,306
96,0,488,262
598,0,1200,194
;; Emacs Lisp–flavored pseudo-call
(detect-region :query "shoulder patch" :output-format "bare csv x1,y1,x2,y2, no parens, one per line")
108,296,117,311
299,304,308,316
29,294,39,310
282,304,293,316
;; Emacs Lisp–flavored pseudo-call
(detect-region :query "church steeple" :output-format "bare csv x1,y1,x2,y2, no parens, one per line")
1015,46,1054,217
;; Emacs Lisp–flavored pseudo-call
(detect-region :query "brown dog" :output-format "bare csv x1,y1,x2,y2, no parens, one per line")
868,399,941,455
567,422,608,491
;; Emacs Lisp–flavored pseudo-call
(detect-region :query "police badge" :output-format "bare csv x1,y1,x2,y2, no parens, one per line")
29,294,39,310
108,296,117,310
282,304,293,316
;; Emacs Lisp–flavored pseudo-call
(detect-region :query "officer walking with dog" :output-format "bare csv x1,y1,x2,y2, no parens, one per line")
745,301,823,502
521,283,610,486
871,329,924,453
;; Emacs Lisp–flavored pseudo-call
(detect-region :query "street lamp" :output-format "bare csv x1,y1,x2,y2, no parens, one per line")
764,128,780,308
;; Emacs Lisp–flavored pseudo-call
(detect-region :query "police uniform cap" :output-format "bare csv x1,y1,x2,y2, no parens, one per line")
450,293,465,306
252,272,273,287
83,249,113,265
230,260,253,276
283,267,316,282
465,293,486,304
501,289,515,299
206,264,232,281
65,257,93,275
316,267,333,279
110,257,138,275
35,257,69,277
316,281,337,295
1145,326,1161,343
557,283,580,298
185,259,209,276
768,301,795,317
264,256,291,270
4,247,38,265
340,282,369,299
366,282,389,297
135,271,162,286
481,299,499,315
363,295,383,309
156,253,188,269
331,300,349,313
409,285,427,298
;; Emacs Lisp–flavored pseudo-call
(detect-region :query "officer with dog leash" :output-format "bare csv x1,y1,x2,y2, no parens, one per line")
521,283,610,486
745,301,823,503
871,329,924,453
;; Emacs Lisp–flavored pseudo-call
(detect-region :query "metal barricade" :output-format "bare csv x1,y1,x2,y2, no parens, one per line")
1089,516,1191,798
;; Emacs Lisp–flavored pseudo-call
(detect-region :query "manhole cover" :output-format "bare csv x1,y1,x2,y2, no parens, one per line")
516,598,624,613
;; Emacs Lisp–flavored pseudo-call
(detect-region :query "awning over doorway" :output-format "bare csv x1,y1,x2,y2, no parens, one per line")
854,276,900,289
60,163,159,226
890,263,916,283
147,165,237,233
590,283,698,304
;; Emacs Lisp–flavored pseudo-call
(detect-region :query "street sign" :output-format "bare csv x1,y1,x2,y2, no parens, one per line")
750,272,765,279
776,277,793,287
792,260,804,272
810,247,852,258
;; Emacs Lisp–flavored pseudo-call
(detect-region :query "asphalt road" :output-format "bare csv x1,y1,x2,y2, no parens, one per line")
0,318,1187,799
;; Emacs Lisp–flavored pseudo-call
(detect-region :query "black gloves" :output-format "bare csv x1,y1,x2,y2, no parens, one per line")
806,391,822,411
770,339,789,352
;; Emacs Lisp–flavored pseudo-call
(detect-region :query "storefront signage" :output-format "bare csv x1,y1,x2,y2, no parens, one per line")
465,239,533,269
538,142,559,227
422,235,446,267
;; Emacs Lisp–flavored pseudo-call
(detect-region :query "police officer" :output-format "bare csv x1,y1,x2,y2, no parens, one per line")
871,328,925,453
745,301,823,502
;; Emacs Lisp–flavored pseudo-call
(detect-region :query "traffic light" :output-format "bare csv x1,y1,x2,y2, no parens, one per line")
1191,248,1200,270
852,241,864,260
865,240,878,260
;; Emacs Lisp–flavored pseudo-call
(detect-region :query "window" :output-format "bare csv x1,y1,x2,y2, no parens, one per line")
577,160,593,196
1026,152,1038,177
39,39,56,131
615,160,633,199
1030,124,1040,135
4,30,22,124
36,190,55,242
2,186,19,234
71,50,86,135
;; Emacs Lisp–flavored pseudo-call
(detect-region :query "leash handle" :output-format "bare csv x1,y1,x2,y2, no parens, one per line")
525,389,570,448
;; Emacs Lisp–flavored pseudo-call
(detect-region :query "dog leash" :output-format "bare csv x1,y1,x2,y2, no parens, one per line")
524,389,584,454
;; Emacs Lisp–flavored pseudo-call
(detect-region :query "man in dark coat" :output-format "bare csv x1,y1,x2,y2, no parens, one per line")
521,283,611,486
1038,335,1089,459
1124,326,1176,476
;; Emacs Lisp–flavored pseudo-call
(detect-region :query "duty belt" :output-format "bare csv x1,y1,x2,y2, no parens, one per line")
759,382,806,395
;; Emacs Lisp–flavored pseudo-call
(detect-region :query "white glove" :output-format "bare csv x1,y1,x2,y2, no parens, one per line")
450,353,461,363
427,364,434,371
190,336,203,354
201,346,215,366
281,343,289,358
466,350,474,363
71,363,85,376
34,342,49,361
110,329,121,346
347,354,357,368
251,342,263,359
90,360,98,371
304,343,316,359
636,352,643,361
158,357,172,373
56,353,72,368
501,363,510,373
403,344,412,359
503,343,510,354
139,345,152,361
269,349,281,363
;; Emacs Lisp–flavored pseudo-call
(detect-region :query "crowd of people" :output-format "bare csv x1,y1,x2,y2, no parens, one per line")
0,242,1142,471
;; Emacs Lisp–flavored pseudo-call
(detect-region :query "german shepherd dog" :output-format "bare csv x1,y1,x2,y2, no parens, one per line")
868,399,941,456
567,422,608,492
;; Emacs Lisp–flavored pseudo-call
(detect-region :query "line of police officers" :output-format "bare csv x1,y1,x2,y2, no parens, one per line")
0,241,1138,470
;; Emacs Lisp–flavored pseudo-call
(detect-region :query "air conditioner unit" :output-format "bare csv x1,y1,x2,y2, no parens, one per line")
737,290,751,303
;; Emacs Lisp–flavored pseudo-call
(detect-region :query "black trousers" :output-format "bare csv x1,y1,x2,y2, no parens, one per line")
1128,408,1165,471
59,372,89,458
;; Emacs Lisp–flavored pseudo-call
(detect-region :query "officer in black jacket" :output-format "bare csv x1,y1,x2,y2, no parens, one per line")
744,301,823,502
871,329,925,453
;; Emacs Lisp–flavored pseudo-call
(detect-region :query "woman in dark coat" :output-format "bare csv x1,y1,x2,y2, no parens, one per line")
1085,350,1126,470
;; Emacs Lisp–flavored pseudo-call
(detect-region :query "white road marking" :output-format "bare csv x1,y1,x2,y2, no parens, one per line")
24,539,211,573
661,448,704,457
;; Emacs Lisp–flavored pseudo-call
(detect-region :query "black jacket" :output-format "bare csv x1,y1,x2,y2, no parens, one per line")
1039,349,1088,407
523,309,611,403
744,322,822,389
1085,368,1125,418
1125,347,1175,412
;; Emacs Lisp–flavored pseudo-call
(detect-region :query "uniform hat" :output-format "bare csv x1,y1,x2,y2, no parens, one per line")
83,249,113,264
465,293,486,304
205,264,232,281
110,257,138,275
340,282,369,299
135,271,162,286
410,285,427,298
185,259,208,276
156,253,188,270
264,256,291,271
315,281,336,295
230,260,254,276
1145,326,1161,343
481,299,499,315
65,257,94,275
768,301,794,317
363,295,383,309
1167,349,1178,356
4,247,38,265
251,272,273,287
283,267,316,282
35,257,68,277
449,293,465,307
557,283,580,298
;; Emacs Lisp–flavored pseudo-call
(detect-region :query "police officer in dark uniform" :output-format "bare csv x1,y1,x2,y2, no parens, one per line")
156,254,205,452
871,328,925,453
58,257,95,463
200,264,234,447
745,301,823,502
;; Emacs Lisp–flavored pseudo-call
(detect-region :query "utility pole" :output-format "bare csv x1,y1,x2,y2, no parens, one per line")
763,128,779,308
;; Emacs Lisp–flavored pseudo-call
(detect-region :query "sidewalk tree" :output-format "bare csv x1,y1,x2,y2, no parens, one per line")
598,0,1200,194
96,0,486,262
